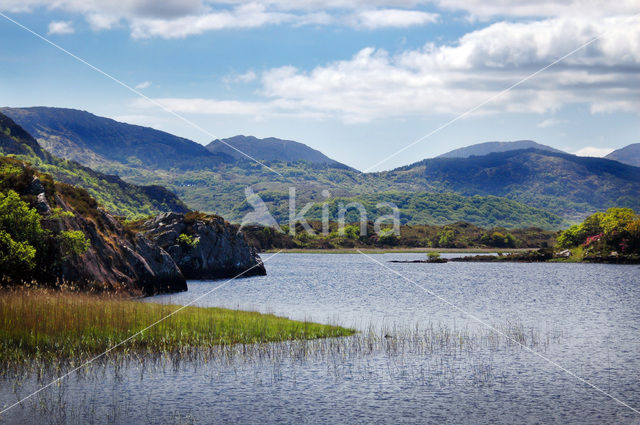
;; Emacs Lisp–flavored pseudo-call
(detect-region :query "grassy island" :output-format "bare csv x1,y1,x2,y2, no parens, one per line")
0,289,355,364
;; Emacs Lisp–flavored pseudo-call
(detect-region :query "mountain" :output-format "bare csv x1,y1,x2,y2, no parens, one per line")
0,107,232,173
437,140,562,158
0,111,189,218
605,143,640,167
4,106,637,226
207,135,350,168
386,149,640,221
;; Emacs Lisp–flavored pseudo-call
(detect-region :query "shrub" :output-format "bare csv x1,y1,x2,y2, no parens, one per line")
58,230,90,260
177,233,198,249
0,190,44,279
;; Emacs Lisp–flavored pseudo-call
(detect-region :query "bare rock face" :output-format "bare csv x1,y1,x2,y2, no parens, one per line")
140,212,266,279
46,189,187,295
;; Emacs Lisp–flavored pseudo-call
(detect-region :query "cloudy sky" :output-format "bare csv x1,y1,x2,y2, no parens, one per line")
0,0,638,170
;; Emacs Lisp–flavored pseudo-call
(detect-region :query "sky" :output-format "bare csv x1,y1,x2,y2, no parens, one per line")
0,0,638,171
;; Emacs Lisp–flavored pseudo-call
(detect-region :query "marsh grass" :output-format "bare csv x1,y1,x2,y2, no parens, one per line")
0,288,355,368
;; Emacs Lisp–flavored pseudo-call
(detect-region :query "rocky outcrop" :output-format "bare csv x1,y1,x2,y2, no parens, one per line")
140,212,266,279
36,179,187,295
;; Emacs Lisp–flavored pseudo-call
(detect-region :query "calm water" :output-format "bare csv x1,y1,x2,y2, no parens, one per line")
2,253,640,424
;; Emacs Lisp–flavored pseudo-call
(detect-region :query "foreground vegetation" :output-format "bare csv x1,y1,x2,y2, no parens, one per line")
0,158,90,283
0,288,354,365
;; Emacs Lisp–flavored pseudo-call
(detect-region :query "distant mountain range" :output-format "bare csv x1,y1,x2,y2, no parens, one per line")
437,140,562,158
207,135,350,169
605,143,640,167
0,112,188,217
383,149,640,220
1,106,638,227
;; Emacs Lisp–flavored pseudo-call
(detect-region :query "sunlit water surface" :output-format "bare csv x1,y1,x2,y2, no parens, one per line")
2,253,640,424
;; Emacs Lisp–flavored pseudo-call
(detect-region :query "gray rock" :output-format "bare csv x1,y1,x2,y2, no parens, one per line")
28,175,45,196
35,192,51,213
141,212,266,279
51,196,186,295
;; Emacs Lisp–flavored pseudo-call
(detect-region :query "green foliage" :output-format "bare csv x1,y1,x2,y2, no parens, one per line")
0,230,37,275
427,252,441,260
480,232,517,248
58,230,90,260
242,220,557,251
0,190,44,278
555,207,640,256
342,224,361,239
177,233,199,249
50,207,75,220
0,190,43,243
600,208,635,236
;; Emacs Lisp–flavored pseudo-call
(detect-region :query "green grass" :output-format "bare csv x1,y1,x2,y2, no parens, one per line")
0,289,355,364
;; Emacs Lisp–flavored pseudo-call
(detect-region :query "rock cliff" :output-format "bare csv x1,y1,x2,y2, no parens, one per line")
48,187,187,295
0,158,187,295
140,212,266,279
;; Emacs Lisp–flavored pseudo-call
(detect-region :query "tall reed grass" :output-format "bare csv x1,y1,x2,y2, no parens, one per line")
0,288,355,367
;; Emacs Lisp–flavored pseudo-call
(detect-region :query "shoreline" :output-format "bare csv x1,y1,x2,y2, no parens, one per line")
263,247,536,254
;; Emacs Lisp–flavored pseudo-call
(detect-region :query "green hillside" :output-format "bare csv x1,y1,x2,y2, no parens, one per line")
0,112,188,218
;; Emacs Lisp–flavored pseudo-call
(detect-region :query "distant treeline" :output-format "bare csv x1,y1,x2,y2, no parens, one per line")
241,221,557,251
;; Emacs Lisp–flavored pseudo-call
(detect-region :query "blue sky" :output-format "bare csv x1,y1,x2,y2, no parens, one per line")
0,1,638,171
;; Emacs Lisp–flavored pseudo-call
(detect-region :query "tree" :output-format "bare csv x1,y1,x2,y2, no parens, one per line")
0,190,44,279
58,230,90,260
600,208,635,236
0,230,37,276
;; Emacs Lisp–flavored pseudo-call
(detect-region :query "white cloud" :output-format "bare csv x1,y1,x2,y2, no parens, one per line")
134,81,152,89
129,3,295,38
2,1,637,35
537,118,565,128
47,20,75,35
225,70,258,84
85,13,119,30
258,16,640,122
432,0,639,20
0,1,439,38
572,146,615,157
129,15,640,122
355,9,438,29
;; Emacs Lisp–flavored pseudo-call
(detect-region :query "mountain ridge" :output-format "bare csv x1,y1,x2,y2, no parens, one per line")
605,143,640,167
2,106,637,226
0,111,189,218
436,140,562,158
207,135,351,169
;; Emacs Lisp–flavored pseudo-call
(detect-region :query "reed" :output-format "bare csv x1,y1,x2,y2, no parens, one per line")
0,288,355,366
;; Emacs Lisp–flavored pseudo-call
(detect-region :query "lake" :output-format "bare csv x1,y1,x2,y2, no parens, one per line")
2,253,640,424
